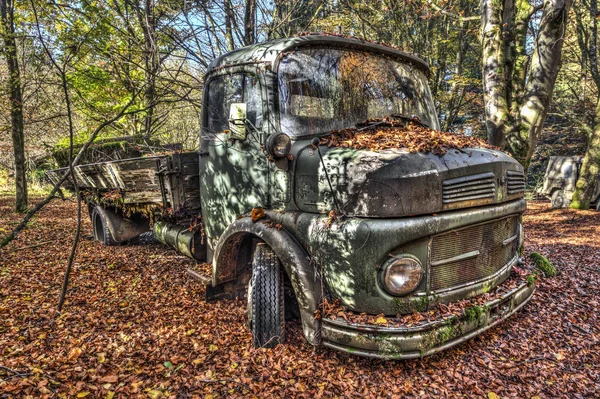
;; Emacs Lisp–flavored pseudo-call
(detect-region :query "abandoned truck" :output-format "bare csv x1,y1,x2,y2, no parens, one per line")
47,35,534,359
538,156,600,209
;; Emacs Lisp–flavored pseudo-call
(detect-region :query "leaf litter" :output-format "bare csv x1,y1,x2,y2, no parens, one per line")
0,197,598,398
319,118,499,155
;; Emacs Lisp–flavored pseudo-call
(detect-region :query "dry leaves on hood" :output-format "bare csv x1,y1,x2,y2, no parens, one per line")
319,122,499,155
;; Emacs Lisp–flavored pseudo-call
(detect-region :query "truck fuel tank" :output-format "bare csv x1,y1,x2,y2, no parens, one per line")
153,221,207,262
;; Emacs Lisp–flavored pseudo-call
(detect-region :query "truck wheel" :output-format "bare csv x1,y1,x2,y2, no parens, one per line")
91,206,118,246
248,243,285,348
551,190,570,208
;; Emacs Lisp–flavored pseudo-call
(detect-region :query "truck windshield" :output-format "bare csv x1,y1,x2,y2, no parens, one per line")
278,47,440,136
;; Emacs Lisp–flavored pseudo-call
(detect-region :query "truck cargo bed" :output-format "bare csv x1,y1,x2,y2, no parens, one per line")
47,152,201,215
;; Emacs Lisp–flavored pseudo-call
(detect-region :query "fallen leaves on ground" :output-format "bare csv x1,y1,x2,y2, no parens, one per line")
0,198,598,398
320,121,499,155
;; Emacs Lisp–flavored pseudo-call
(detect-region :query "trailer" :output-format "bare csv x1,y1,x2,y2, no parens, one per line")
49,35,535,359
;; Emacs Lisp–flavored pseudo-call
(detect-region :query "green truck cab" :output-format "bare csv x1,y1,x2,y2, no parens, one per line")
48,35,534,359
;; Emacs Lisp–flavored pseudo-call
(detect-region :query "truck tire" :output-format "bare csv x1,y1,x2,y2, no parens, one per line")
91,206,118,246
248,243,285,348
551,190,570,209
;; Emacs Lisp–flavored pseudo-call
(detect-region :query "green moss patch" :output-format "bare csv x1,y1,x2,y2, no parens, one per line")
530,252,556,277
464,305,487,323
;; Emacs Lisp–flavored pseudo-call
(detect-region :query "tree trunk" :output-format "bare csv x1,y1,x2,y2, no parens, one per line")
570,0,600,209
0,0,27,212
506,0,570,168
224,0,235,50
442,20,468,131
481,0,571,169
509,0,532,113
481,0,511,147
243,0,256,45
134,0,158,138
571,100,600,209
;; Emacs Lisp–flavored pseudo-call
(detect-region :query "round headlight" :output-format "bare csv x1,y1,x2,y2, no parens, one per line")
381,256,423,296
267,133,291,158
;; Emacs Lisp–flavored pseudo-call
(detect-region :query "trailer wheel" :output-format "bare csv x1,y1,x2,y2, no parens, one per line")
551,190,570,208
91,206,118,246
248,243,285,348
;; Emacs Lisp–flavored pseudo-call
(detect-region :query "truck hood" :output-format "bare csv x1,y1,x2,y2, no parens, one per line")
293,144,526,217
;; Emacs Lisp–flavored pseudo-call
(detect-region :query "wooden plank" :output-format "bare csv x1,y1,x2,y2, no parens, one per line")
123,191,163,204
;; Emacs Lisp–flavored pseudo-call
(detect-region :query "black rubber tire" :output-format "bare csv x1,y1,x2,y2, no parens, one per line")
551,190,570,209
91,206,118,246
249,243,285,348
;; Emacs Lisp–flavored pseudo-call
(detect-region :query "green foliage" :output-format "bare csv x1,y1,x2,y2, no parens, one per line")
51,137,150,167
530,252,557,277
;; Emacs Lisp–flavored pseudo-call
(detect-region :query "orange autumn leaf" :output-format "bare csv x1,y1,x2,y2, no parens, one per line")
251,207,265,222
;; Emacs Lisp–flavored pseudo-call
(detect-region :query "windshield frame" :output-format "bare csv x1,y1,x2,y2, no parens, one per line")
274,45,440,138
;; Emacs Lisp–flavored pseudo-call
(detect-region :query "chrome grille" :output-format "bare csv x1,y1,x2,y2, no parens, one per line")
507,170,526,195
442,172,496,204
429,217,518,291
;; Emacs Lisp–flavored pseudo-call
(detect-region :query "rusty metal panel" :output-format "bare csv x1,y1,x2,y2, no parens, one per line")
429,216,518,291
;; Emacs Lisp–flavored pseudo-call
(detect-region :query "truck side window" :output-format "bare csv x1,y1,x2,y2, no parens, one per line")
206,74,263,134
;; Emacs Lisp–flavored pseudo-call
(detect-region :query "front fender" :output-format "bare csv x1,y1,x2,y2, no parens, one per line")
212,216,322,345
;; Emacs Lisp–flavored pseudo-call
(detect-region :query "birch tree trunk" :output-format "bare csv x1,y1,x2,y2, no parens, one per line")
506,0,570,166
481,0,510,147
481,0,571,169
0,0,27,212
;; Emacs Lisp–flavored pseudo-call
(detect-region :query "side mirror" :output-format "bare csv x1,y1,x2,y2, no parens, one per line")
229,103,247,140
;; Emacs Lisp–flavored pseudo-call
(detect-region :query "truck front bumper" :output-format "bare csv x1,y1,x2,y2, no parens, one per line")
320,278,535,359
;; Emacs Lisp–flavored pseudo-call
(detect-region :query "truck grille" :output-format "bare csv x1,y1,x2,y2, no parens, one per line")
507,170,526,195
442,172,496,204
429,217,518,291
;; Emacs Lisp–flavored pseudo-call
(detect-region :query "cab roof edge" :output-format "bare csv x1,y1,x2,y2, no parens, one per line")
206,35,430,76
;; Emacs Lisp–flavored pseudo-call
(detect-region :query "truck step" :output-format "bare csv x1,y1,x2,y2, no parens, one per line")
186,268,211,283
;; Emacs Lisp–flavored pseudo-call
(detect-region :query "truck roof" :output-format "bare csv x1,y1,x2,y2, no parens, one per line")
206,35,430,75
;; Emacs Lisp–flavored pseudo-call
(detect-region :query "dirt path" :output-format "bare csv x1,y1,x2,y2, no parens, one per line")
0,197,598,398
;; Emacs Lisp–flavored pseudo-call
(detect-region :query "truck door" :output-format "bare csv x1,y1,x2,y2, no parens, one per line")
199,70,268,244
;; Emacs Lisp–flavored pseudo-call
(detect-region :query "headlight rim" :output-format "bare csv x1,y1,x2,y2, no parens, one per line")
380,254,424,297
266,132,291,159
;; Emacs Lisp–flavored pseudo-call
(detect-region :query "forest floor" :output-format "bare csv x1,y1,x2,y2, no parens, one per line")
0,196,598,398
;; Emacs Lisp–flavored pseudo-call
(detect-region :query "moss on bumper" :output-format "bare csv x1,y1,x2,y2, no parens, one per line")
320,277,535,359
